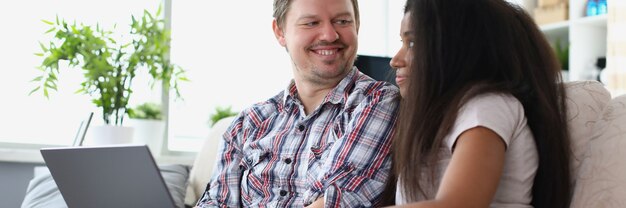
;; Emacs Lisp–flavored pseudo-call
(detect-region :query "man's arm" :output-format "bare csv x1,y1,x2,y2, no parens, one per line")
305,87,400,207
195,116,246,208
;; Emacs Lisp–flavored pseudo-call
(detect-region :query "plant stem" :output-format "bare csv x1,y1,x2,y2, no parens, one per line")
97,81,109,125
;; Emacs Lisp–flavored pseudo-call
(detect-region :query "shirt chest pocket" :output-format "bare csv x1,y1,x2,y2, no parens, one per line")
306,110,348,161
306,121,345,183
309,122,343,161
239,149,269,204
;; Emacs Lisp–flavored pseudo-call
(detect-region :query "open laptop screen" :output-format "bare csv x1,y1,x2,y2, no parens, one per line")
40,145,176,208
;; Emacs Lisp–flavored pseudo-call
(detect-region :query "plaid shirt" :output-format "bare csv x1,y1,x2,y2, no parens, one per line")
197,68,399,207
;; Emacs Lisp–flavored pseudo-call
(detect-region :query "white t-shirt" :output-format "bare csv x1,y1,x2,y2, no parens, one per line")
396,93,538,208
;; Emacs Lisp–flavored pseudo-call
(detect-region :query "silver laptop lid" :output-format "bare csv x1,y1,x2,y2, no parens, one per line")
41,145,175,208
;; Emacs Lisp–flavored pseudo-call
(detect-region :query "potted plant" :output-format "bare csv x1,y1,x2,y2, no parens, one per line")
554,38,569,81
31,6,187,144
128,102,163,121
209,106,238,127
127,102,165,155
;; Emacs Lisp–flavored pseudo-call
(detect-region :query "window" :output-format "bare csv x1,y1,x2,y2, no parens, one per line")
167,1,293,151
0,0,402,152
0,0,161,145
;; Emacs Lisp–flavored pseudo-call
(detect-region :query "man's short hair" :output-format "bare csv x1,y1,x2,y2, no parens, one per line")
273,0,360,30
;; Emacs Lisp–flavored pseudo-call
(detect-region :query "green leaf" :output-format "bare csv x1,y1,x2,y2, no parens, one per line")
128,102,162,120
49,73,57,81
38,42,48,52
554,38,569,70
71,25,78,34
75,88,86,94
45,82,58,91
41,19,54,25
31,7,186,124
144,10,153,20
209,106,238,127
43,88,49,97
28,86,41,96
31,76,43,82
45,27,56,34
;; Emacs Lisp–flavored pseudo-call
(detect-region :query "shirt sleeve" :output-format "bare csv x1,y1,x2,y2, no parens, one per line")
445,93,526,151
303,87,400,207
196,115,246,208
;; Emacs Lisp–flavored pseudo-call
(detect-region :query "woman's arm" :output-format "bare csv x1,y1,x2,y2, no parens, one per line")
306,198,324,208
393,126,506,208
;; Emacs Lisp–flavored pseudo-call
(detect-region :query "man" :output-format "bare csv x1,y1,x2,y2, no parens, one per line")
196,0,399,207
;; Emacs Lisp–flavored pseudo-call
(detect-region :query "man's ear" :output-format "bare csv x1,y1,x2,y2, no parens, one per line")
272,19,287,47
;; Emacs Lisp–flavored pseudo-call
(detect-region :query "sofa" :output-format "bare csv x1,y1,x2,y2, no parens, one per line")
21,81,626,207
569,83,626,207
184,80,626,207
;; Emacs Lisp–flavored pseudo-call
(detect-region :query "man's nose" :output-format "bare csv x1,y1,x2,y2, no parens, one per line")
319,23,339,42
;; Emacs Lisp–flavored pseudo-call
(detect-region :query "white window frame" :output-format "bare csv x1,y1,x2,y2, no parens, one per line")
0,0,403,163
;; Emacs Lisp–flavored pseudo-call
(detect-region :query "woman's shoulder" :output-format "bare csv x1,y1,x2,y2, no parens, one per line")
447,92,527,149
461,93,523,114
458,92,526,128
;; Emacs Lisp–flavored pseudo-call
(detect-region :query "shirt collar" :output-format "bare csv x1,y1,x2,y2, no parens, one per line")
282,67,359,106
283,80,299,105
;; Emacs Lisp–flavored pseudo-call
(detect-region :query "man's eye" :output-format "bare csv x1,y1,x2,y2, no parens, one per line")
304,22,318,26
335,20,352,25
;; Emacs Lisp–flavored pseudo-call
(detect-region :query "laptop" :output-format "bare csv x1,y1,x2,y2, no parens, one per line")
40,145,176,208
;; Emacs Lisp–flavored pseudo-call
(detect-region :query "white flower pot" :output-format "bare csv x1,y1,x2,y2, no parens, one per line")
127,119,165,157
87,125,135,146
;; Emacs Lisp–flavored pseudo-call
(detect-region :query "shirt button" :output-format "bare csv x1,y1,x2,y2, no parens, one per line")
284,158,292,164
297,125,305,132
280,190,288,196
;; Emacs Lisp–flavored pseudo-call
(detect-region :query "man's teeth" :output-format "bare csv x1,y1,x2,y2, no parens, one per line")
316,50,336,56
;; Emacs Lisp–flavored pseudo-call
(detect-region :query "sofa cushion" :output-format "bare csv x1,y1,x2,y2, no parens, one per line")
571,94,626,207
565,81,611,187
184,116,237,206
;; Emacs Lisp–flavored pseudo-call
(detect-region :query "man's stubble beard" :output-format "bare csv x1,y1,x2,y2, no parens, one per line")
294,56,355,86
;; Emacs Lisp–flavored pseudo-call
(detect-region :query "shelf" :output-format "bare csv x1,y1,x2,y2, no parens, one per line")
539,14,609,46
540,21,570,40
534,0,612,82
540,20,570,32
572,14,608,27
539,14,608,36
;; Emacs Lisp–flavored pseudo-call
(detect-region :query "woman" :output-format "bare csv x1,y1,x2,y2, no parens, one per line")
389,0,571,207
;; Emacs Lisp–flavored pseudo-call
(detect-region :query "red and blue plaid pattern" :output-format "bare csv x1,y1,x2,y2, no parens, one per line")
197,68,399,207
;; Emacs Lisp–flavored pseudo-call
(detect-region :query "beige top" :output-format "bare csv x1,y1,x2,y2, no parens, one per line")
396,93,537,208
